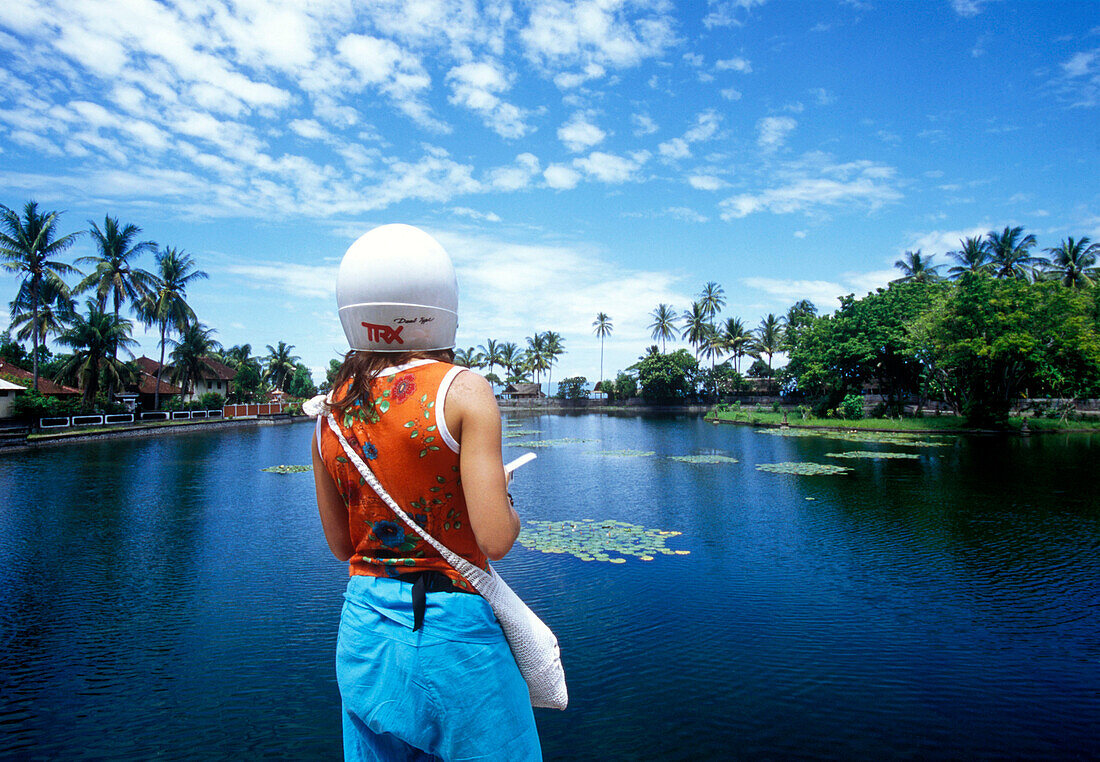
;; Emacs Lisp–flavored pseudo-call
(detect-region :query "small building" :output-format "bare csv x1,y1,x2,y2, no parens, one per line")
500,382,545,400
130,357,183,410
136,356,236,403
0,360,82,398
589,381,609,401
0,378,26,419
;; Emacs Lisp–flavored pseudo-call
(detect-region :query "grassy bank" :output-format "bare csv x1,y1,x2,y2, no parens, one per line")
705,408,1100,433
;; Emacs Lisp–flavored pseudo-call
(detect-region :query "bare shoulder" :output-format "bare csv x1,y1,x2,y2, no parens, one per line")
444,369,500,438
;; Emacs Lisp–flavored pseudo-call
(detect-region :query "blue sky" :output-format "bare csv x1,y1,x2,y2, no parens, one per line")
1,0,1098,385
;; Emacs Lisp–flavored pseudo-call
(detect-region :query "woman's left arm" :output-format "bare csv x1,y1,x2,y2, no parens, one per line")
313,434,354,561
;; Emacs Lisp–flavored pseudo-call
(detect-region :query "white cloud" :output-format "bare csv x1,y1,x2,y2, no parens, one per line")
715,56,753,73
336,33,443,130
951,0,999,17
704,0,769,29
557,112,606,152
664,207,708,223
744,269,896,311
719,153,902,219
757,116,797,150
632,113,658,136
720,88,742,101
289,119,329,141
486,152,540,191
544,164,582,189
688,175,725,191
451,206,502,223
809,87,835,105
903,225,990,258
659,138,690,159
445,60,531,138
684,111,720,142
573,151,649,184
1055,47,1100,107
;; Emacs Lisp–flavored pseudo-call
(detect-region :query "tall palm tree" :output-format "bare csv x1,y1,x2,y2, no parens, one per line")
499,341,522,379
0,201,82,391
54,300,137,405
264,341,300,393
721,317,752,373
699,282,726,323
1045,236,1099,289
222,343,259,371
138,247,208,409
699,324,724,375
525,333,549,385
453,347,484,368
170,323,221,399
893,250,942,283
10,275,76,353
477,339,503,377
986,226,1039,280
542,330,565,398
754,314,782,370
592,312,613,383
649,303,678,353
681,301,710,359
947,236,991,278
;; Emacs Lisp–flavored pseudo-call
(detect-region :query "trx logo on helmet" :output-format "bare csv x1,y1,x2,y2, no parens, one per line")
360,322,405,345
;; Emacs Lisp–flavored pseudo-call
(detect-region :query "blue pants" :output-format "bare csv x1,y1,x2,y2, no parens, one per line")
337,576,542,761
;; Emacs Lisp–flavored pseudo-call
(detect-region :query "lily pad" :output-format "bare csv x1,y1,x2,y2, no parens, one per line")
669,454,739,464
824,450,921,460
755,461,853,476
503,429,541,438
508,438,595,448
261,464,313,474
758,429,949,447
592,449,656,457
517,519,690,563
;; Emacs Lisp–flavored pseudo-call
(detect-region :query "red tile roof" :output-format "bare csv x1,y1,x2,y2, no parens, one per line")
0,360,82,395
137,355,237,382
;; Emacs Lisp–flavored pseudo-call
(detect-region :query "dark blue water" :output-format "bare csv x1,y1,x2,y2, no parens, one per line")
1,416,1098,760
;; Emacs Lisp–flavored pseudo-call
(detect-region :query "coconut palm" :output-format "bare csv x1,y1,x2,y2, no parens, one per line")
721,317,752,373
893,249,942,283
1044,236,1099,289
477,339,503,376
54,300,137,405
77,215,157,320
754,313,782,370
592,312,613,384
10,275,76,351
499,341,522,378
947,236,991,278
699,325,724,373
138,247,208,409
649,303,678,353
169,323,222,398
681,301,710,359
454,347,484,368
542,330,565,398
699,281,726,323
524,333,550,386
986,226,1039,280
222,343,260,371
0,201,82,391
263,341,300,392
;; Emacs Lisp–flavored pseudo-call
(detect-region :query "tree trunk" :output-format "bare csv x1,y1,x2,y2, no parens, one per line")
31,278,40,392
156,323,166,410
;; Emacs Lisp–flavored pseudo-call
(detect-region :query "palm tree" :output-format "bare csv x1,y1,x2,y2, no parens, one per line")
477,339,503,377
542,330,565,398
721,317,752,373
54,300,137,405
681,301,710,359
1044,236,1099,289
754,314,782,370
893,250,942,283
499,341,522,379
0,201,82,391
700,325,724,374
264,341,300,392
222,343,259,371
454,347,484,368
10,275,76,353
649,303,678,353
170,323,221,398
699,282,725,322
947,236,991,278
525,333,549,385
592,312,613,383
138,247,208,409
986,226,1039,280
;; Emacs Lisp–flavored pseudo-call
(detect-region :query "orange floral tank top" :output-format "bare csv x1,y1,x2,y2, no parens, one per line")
317,359,488,589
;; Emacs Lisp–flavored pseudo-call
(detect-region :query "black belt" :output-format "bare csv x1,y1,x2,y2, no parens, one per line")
396,570,473,631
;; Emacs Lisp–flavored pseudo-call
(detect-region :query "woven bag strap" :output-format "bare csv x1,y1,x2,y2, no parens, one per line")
323,412,480,580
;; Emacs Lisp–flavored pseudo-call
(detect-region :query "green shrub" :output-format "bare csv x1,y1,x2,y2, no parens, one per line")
797,405,811,420
771,401,781,412
199,392,225,410
840,393,864,420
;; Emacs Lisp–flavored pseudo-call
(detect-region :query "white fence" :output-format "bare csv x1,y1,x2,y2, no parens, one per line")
39,410,222,430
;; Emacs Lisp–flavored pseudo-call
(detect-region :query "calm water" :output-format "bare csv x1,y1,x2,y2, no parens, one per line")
1,415,1098,760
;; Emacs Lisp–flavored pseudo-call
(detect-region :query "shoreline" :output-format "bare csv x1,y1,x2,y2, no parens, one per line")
705,414,1100,435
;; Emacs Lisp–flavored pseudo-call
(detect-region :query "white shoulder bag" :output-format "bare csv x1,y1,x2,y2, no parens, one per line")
307,395,568,710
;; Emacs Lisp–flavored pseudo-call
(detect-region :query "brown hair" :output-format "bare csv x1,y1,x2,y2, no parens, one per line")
330,348,455,414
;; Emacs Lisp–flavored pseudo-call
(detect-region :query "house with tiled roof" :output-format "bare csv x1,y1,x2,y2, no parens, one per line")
137,356,236,403
0,360,82,419
129,357,183,410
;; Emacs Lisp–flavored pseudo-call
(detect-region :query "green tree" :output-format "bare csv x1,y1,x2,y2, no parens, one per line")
681,301,710,359
477,338,503,376
288,363,318,398
542,330,565,398
986,226,1040,280
648,303,678,353
454,346,484,368
753,313,783,370
1044,236,1099,289
614,371,637,400
524,333,549,384
10,275,75,353
720,317,752,373
947,236,991,278
781,300,817,354
592,312,612,384
171,323,221,398
893,249,942,283
556,376,588,400
499,342,522,379
54,300,137,405
699,281,725,322
630,348,698,402
0,201,82,391
138,247,207,409
264,341,300,392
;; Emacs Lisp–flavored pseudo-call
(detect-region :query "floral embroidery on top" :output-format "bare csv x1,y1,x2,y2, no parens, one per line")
392,374,417,403
371,520,405,548
363,442,378,460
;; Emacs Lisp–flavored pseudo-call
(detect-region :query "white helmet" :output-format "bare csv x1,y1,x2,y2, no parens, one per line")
336,224,458,352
